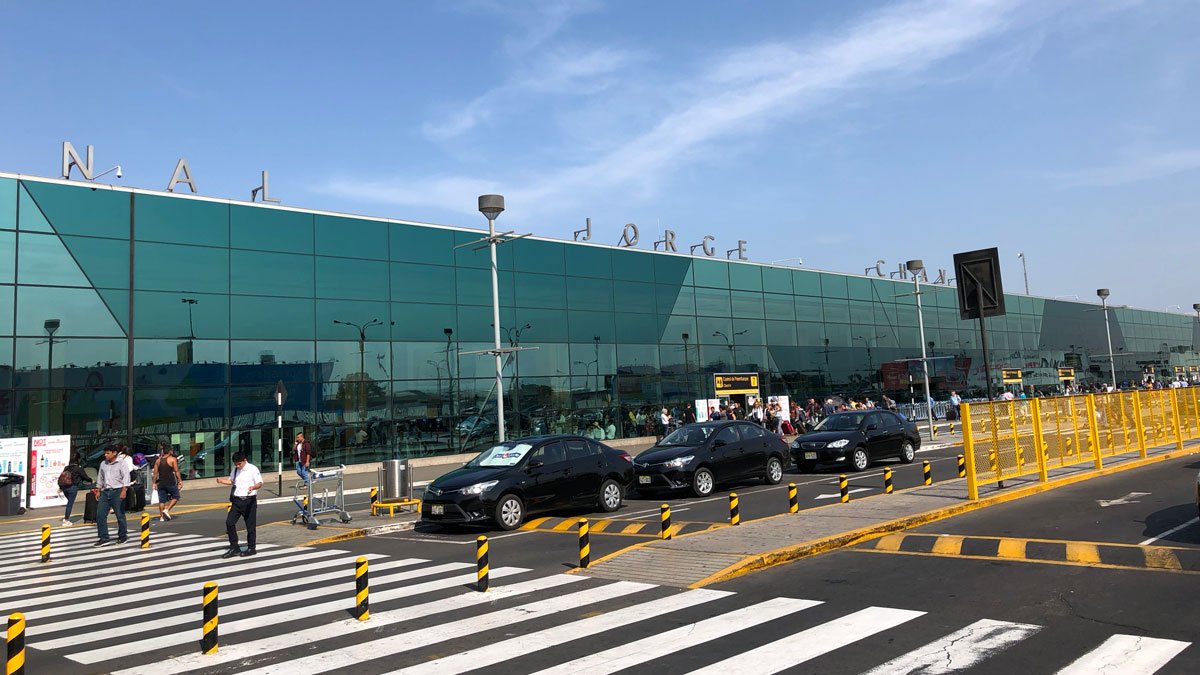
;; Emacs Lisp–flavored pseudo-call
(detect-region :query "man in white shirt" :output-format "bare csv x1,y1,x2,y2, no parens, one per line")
216,451,263,558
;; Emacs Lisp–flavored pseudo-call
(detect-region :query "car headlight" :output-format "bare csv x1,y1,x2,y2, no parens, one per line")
459,480,499,496
827,439,850,448
790,440,800,448
663,455,694,469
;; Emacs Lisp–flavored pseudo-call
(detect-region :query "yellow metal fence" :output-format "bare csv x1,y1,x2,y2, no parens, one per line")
962,389,1197,499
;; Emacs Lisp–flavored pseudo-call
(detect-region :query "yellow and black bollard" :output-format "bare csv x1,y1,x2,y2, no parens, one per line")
369,487,378,504
729,492,740,526
354,557,369,621
660,504,671,540
883,467,893,494
475,536,489,592
949,422,955,434
957,455,966,478
140,512,150,549
40,524,50,564
923,460,932,486
7,612,26,675
838,475,849,503
787,483,798,513
200,582,218,654
577,518,590,569
932,424,939,439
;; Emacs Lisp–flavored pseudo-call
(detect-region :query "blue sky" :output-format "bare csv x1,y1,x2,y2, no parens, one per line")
2,0,1198,312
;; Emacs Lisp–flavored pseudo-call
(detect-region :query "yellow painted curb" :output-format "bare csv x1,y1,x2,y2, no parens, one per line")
685,446,1198,588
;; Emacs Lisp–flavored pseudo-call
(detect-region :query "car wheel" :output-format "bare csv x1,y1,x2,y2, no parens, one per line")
851,447,870,472
764,456,784,485
692,467,715,497
598,479,623,513
899,441,916,464
494,494,525,531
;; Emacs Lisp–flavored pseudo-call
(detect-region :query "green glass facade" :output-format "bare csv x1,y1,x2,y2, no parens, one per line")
2,173,1198,477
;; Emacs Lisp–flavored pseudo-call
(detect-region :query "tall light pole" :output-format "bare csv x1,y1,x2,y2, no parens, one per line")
42,319,62,434
181,298,198,339
712,329,747,370
1017,252,1029,295
333,318,383,421
443,327,455,419
681,332,691,399
1097,289,1117,391
495,322,531,436
480,194,508,442
907,260,934,441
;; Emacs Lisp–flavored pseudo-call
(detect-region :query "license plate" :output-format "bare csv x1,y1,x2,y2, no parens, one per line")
431,504,444,515
638,475,651,485
803,452,818,460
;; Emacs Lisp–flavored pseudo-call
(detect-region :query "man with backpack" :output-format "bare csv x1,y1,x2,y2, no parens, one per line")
57,453,88,527
152,443,183,522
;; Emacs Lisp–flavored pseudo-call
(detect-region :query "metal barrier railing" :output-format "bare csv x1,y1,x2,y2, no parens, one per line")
962,389,1198,499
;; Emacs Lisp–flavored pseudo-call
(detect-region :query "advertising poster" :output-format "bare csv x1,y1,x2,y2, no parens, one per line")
694,399,720,422
0,439,29,508
29,435,71,509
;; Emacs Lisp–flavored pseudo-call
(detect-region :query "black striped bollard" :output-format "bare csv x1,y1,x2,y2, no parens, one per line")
40,525,50,563
660,504,671,540
957,455,966,478
923,460,932,486
932,424,939,439
369,487,378,504
7,612,26,675
577,518,590,569
140,512,150,549
729,492,740,526
838,475,849,503
476,536,489,592
200,582,218,654
787,483,798,513
949,422,956,434
354,557,369,621
883,467,893,494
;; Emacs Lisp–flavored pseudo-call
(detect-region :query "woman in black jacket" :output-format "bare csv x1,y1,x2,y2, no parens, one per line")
59,453,89,526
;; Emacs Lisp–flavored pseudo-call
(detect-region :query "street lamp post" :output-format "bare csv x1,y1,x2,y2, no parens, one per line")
443,328,455,419
333,318,383,422
907,260,935,442
42,319,62,434
1017,252,1029,295
495,323,531,436
712,330,747,370
681,332,691,399
480,195,507,442
1097,289,1117,391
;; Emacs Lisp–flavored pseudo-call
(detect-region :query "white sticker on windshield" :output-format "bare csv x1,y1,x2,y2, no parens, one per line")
476,443,533,467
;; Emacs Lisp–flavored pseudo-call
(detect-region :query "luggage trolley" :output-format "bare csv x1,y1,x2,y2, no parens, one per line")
291,464,352,530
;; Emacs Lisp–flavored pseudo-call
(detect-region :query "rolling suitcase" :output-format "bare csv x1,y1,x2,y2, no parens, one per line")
124,486,146,512
84,491,98,523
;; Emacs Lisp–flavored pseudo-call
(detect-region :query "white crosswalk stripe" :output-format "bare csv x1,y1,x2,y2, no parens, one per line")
2,526,1192,675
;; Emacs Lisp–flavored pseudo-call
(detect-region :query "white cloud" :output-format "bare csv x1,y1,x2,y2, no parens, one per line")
1051,149,1200,188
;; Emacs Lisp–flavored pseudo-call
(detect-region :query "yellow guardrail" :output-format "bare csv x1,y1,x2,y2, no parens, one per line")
962,388,1198,500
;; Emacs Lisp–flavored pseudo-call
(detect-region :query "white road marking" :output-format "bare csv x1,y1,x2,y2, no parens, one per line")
815,487,874,500
1096,492,1151,507
380,528,539,545
1138,517,1199,546
234,581,658,675
524,597,819,675
1055,634,1191,675
686,606,925,674
861,618,1042,674
626,507,691,520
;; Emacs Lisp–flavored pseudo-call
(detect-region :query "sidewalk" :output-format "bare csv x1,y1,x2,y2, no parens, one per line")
580,439,1200,588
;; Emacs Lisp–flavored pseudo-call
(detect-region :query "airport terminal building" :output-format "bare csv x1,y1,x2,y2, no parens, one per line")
2,171,1199,478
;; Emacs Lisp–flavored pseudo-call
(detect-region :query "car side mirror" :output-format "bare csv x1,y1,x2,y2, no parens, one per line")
866,424,878,431
526,460,544,470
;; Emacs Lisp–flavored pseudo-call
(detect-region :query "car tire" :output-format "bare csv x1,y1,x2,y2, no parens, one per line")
598,479,623,513
764,456,784,485
851,447,870,472
494,494,525,531
899,440,916,464
692,467,715,497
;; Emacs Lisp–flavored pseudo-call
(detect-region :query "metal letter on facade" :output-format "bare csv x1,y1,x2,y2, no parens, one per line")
167,159,198,193
701,235,715,257
61,142,94,180
890,263,908,280
866,259,885,277
933,269,947,284
731,240,748,260
654,229,677,252
574,218,592,242
250,170,281,203
618,223,639,247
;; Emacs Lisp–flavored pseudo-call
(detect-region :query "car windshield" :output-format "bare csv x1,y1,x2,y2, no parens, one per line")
467,442,534,468
814,413,866,432
658,426,715,446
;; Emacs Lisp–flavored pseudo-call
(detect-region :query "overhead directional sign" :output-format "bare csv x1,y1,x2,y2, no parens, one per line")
1001,369,1023,384
1058,367,1075,381
954,247,1007,321
713,373,760,395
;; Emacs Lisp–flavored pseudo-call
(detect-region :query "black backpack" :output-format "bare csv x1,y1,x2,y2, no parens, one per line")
57,469,73,489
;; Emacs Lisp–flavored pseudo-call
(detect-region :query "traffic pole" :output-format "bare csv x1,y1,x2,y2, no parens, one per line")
476,536,489,592
140,512,150,549
883,467,893,494
200,582,218,654
729,492,740,526
787,483,798,513
923,460,932,486
577,518,590,569
660,504,671,540
838,474,849,503
40,525,50,564
957,455,966,478
7,613,26,675
369,487,378,504
354,557,369,621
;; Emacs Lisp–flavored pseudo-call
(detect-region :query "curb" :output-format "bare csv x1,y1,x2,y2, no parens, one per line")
303,519,418,546
683,445,1199,588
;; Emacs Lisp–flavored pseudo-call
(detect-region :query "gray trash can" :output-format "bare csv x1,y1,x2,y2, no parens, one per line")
379,459,411,500
0,473,26,516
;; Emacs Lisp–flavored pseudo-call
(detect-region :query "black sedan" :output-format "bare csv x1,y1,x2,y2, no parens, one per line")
791,410,920,472
420,435,634,531
633,421,790,497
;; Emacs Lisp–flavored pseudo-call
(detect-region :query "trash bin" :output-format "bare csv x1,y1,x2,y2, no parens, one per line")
379,459,411,500
0,473,26,516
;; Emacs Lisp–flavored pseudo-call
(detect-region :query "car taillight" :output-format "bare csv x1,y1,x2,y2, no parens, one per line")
618,452,633,463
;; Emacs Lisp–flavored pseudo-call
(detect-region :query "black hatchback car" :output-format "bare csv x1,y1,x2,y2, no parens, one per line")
633,421,790,497
420,435,634,531
791,410,920,472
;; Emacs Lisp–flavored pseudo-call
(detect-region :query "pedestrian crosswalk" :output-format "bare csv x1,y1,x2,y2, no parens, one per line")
0,526,1193,675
